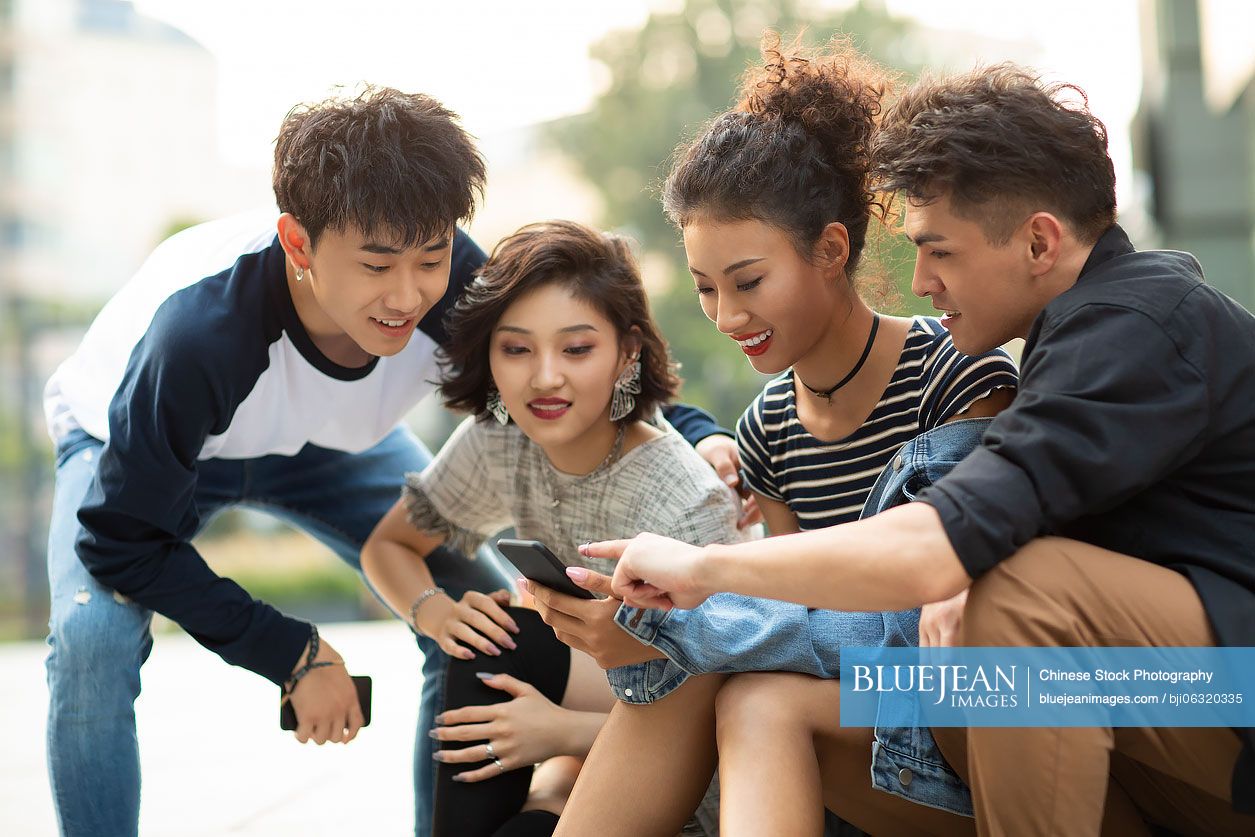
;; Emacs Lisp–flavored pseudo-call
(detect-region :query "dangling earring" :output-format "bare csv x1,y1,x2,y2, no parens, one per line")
610,357,641,422
295,266,305,282
486,386,509,425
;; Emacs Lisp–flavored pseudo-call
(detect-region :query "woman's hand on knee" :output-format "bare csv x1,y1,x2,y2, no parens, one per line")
432,673,572,781
419,589,519,660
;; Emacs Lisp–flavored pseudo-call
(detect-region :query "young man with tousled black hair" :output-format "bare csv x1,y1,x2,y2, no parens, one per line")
42,86,742,837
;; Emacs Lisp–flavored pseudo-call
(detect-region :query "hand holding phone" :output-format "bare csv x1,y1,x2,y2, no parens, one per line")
496,538,596,600
277,634,366,743
280,674,372,732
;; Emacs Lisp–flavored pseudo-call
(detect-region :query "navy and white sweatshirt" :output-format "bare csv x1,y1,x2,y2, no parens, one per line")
44,211,726,684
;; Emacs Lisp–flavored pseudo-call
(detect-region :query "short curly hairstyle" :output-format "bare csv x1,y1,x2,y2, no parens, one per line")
441,221,681,425
872,64,1116,244
273,86,485,249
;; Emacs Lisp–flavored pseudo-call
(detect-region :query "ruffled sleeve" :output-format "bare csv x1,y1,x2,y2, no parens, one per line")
400,416,514,557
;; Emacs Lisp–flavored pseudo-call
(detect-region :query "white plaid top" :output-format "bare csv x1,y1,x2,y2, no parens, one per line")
404,414,743,836
403,415,747,576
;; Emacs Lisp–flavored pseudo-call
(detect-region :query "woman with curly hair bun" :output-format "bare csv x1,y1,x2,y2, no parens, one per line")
542,35,1017,835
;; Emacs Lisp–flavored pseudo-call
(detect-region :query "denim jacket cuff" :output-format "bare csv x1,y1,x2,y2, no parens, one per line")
615,601,669,643
605,603,693,703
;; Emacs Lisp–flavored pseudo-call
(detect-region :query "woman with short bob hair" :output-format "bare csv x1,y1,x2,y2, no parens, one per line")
363,220,743,837
440,220,678,426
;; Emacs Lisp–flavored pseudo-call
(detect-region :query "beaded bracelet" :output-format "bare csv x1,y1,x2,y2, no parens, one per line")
407,586,446,635
282,624,335,698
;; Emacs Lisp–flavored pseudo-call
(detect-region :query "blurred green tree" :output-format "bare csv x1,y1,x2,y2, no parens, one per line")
545,0,931,425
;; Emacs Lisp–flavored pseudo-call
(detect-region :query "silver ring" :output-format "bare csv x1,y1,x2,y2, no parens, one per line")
492,756,505,774
485,741,496,758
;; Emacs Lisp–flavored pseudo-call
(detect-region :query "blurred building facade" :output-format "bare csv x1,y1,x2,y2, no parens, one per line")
1134,0,1255,308
0,0,268,638
2,0,269,301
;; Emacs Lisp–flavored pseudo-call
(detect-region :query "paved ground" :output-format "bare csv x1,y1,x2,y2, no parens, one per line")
1,621,427,835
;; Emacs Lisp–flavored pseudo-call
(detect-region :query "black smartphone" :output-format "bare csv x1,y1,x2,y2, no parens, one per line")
279,674,372,731
496,538,596,600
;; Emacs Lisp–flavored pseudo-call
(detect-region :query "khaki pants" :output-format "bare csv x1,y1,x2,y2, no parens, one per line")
932,537,1253,837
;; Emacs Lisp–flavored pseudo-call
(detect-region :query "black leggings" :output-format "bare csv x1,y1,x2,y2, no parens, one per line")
432,607,570,837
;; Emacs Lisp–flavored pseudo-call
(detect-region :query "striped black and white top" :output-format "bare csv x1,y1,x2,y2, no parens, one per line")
737,316,1018,530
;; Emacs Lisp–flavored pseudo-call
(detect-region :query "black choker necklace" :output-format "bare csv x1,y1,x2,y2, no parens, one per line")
797,314,881,404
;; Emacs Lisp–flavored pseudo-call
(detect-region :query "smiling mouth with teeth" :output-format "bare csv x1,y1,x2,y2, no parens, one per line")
373,317,409,327
735,329,773,348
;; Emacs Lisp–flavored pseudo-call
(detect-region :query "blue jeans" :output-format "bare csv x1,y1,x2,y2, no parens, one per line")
45,426,513,837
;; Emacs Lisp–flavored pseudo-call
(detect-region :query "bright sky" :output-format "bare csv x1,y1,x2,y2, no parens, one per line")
133,0,657,162
133,0,1251,212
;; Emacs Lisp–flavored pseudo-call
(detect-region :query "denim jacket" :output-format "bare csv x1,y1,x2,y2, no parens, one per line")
607,418,994,818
